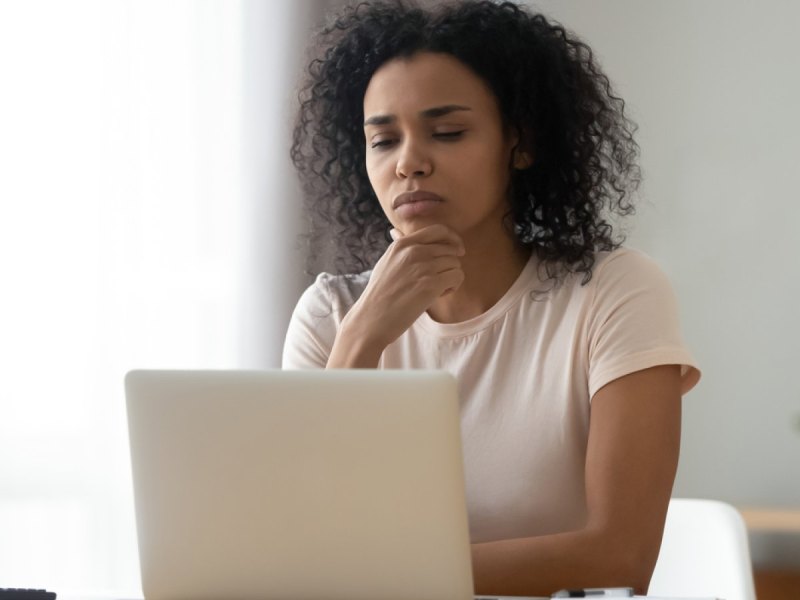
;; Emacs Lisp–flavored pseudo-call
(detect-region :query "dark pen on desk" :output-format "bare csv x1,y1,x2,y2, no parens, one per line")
551,588,634,598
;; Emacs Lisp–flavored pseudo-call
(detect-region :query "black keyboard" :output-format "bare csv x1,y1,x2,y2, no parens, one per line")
0,590,56,600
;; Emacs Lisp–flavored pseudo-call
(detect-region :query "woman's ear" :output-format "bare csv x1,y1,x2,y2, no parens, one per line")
513,149,534,170
509,126,535,170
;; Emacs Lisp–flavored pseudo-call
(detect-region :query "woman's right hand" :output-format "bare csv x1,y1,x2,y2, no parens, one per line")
326,224,465,368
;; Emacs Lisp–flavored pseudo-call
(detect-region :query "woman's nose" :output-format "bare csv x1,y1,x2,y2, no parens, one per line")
395,139,432,179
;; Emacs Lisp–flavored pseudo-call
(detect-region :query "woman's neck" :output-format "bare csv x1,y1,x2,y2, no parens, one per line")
426,231,532,324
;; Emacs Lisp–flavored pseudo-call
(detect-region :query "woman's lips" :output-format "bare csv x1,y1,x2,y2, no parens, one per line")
392,191,444,218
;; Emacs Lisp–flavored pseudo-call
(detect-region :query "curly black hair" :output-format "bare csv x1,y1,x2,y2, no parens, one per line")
291,0,641,283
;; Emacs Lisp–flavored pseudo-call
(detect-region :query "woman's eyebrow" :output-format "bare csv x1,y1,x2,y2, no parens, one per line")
363,104,472,127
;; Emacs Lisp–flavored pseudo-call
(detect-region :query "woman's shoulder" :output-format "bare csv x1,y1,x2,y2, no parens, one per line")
298,269,372,316
590,246,672,290
533,246,667,302
580,246,684,336
594,246,662,271
283,270,371,369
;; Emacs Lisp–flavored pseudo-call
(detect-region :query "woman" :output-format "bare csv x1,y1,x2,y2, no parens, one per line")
284,0,701,595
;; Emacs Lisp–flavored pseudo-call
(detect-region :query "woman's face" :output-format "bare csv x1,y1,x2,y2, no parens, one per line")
363,52,521,239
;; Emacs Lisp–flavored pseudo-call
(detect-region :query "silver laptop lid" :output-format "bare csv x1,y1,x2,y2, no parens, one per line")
125,369,474,600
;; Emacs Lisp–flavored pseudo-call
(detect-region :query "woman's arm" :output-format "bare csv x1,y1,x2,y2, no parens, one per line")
471,364,682,596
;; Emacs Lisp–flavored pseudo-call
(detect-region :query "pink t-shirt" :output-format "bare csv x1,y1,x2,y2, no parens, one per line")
282,247,701,543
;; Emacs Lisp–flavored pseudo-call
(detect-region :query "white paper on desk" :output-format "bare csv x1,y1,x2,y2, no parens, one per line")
476,597,719,600
634,595,722,600
474,596,718,600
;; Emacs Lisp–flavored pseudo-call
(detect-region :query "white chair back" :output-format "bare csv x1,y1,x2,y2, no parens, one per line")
649,498,757,600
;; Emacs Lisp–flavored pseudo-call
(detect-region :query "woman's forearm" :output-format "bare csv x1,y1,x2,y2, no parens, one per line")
325,314,385,368
471,526,656,597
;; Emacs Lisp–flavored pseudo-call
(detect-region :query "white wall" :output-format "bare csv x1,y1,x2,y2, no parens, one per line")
0,0,327,591
527,0,800,508
239,0,321,368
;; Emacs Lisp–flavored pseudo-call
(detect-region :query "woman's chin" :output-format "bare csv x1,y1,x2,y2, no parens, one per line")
397,218,457,236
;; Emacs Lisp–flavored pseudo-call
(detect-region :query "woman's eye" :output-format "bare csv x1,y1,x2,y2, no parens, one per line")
434,131,465,140
369,130,465,150
370,139,394,149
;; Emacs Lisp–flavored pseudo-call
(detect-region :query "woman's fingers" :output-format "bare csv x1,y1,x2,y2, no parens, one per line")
393,224,465,255
409,257,464,295
429,255,463,275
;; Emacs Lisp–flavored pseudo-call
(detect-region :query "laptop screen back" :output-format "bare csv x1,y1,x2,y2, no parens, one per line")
125,369,474,600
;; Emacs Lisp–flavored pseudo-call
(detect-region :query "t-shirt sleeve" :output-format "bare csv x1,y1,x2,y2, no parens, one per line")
281,275,339,369
586,249,701,398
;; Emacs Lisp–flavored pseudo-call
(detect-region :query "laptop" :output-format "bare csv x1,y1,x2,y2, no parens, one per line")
126,369,523,600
